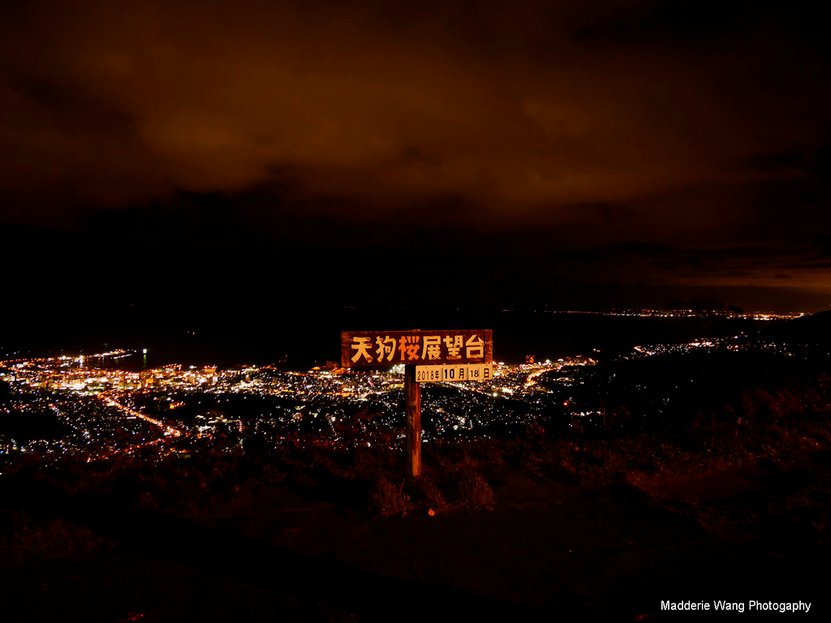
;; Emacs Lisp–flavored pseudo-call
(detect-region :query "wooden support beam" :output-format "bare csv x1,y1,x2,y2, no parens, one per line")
404,364,422,478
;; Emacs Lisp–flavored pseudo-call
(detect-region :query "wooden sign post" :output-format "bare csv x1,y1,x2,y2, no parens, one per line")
340,329,493,478
405,364,422,477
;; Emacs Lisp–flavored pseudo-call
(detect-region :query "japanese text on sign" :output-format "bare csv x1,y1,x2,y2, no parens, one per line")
340,329,493,369
415,364,493,383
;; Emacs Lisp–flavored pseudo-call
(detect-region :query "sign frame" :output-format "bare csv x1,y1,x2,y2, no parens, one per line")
340,329,493,369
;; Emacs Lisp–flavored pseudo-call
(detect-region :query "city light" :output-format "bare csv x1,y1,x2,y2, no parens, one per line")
0,320,795,467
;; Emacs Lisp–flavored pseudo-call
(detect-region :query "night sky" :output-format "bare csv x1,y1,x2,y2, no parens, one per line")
2,0,830,313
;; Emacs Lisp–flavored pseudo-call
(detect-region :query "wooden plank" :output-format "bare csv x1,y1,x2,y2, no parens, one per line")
415,363,493,383
341,329,493,369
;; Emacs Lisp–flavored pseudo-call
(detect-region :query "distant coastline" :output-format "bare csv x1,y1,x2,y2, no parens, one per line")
0,307,800,370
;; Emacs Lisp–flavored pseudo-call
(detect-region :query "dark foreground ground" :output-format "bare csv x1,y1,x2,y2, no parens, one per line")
3,427,831,623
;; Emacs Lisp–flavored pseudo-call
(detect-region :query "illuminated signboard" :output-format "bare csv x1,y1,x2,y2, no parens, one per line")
415,363,493,383
340,329,493,370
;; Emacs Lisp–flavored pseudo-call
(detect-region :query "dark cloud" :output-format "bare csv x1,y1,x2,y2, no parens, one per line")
0,0,829,309
572,0,816,45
